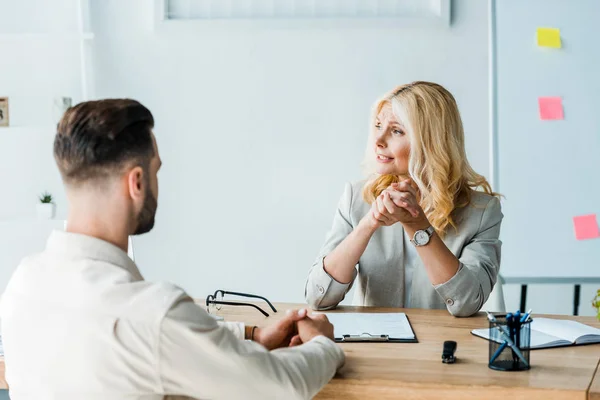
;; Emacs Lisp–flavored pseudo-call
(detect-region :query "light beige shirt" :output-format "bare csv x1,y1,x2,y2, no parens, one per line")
305,181,503,317
0,231,344,400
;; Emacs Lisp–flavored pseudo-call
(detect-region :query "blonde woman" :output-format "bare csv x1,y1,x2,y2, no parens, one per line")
305,82,503,317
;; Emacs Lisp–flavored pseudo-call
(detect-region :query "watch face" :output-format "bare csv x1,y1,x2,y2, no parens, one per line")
415,230,429,245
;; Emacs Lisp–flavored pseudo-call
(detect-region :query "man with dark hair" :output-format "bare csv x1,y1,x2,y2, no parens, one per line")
0,99,344,400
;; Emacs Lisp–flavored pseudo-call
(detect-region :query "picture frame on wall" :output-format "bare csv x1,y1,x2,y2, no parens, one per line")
0,97,9,127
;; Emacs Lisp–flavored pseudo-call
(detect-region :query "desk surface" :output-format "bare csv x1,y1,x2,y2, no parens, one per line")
218,303,600,400
0,304,598,399
591,363,600,400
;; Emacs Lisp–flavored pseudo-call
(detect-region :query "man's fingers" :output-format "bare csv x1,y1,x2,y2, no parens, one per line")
310,313,329,322
273,309,304,335
289,335,303,347
283,308,308,324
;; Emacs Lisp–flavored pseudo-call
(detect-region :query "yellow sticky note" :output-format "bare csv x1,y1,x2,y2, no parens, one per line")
537,27,561,48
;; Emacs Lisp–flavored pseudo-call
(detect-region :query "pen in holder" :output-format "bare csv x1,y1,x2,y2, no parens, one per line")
488,313,531,371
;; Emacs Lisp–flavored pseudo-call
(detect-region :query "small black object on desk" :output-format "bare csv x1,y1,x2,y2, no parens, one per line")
442,340,457,364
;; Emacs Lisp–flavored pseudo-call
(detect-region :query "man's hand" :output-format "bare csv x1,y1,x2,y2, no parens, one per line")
253,309,308,350
289,313,335,346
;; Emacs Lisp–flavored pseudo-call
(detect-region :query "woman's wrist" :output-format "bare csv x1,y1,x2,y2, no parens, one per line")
402,217,431,237
358,214,379,235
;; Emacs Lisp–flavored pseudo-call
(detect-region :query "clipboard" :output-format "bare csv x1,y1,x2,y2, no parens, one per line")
325,313,419,343
339,332,419,343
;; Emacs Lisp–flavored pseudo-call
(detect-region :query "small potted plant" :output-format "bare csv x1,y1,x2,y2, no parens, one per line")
593,290,600,321
37,191,56,219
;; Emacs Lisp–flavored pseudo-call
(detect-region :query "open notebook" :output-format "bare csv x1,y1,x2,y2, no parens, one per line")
323,313,417,343
472,318,600,349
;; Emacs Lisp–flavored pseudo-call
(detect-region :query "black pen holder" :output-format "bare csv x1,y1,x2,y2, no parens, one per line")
488,314,531,371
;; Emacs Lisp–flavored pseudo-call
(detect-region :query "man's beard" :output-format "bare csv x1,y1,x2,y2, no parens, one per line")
133,187,157,235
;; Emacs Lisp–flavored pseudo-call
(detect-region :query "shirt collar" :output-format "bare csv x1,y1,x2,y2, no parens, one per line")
46,230,143,280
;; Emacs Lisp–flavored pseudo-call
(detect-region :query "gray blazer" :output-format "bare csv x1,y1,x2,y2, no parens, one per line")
305,180,503,317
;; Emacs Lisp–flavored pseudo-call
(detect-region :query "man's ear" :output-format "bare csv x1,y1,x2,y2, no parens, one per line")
127,166,145,205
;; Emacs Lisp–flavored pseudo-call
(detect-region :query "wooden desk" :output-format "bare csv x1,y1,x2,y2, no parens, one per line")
0,357,5,390
0,304,598,398
590,361,600,400
217,303,600,400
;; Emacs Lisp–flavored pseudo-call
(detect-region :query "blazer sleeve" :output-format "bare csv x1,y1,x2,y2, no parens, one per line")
305,183,358,310
433,196,503,317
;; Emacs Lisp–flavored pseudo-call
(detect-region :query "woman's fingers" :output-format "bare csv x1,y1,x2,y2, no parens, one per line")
376,196,389,216
373,209,390,224
386,192,406,208
372,202,391,225
387,189,413,208
391,180,418,198
381,192,397,214
399,202,420,218
399,192,419,208
385,189,420,218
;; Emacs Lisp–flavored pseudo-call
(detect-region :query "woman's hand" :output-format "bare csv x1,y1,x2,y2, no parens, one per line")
370,179,428,228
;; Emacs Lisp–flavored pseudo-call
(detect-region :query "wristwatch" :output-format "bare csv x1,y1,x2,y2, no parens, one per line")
411,226,435,247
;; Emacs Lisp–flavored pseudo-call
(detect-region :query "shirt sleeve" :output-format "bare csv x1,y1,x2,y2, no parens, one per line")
217,321,245,340
433,196,504,317
158,296,345,400
305,183,358,310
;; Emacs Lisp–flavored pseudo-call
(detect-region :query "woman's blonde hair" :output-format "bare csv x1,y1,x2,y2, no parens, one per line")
362,81,499,236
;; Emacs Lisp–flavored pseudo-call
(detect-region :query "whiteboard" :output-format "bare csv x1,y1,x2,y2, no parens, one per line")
493,0,600,278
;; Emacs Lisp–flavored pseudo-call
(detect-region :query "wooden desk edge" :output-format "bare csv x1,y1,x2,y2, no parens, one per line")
589,358,600,400
0,356,6,390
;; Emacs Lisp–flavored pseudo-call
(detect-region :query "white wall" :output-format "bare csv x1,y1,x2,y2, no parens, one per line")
0,0,596,316
0,0,83,221
0,2,83,396
0,0,84,303
88,0,490,303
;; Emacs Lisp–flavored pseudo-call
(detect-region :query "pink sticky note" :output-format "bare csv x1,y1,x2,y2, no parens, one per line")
573,214,600,240
538,97,564,120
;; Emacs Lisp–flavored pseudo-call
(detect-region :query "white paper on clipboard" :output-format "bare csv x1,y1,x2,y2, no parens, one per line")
323,313,415,340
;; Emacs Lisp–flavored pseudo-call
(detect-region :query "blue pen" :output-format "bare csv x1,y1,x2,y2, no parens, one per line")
506,313,513,339
514,310,522,351
489,341,508,364
486,312,529,367
520,309,532,323
505,313,518,364
514,311,521,340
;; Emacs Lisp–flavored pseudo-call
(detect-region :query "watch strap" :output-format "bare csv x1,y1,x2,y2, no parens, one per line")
411,225,434,246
